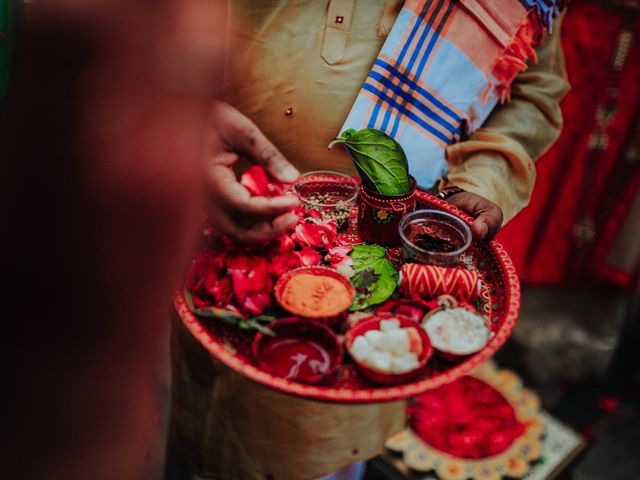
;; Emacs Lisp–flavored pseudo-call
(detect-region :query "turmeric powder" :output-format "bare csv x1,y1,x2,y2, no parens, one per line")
280,273,353,318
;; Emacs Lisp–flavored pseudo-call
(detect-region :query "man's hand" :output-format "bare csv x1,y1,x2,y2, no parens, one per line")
446,191,504,240
206,102,301,244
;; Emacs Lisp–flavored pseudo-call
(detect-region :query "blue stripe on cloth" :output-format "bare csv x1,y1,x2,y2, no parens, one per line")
383,17,437,133
391,1,455,137
376,0,441,131
517,0,564,33
396,6,425,65
373,59,460,122
362,83,451,144
367,102,382,129
416,0,456,79
366,70,460,135
379,14,433,131
390,26,439,137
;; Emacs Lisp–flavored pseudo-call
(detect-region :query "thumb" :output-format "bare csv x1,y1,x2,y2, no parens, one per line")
213,102,299,182
470,215,490,240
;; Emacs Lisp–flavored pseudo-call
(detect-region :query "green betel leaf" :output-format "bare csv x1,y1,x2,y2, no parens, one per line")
349,245,399,310
328,128,410,195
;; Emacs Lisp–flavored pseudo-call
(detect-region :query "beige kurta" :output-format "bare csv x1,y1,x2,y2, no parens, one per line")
169,2,570,479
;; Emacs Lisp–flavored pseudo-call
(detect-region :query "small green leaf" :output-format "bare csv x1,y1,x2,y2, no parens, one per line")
328,128,410,195
352,268,378,291
348,245,399,311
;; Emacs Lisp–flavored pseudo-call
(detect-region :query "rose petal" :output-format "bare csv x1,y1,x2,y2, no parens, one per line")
240,165,285,197
305,208,323,220
296,246,323,267
335,258,354,279
273,234,296,253
269,251,302,277
242,292,272,315
186,251,227,306
226,254,270,301
376,298,429,323
292,218,337,248
325,246,353,264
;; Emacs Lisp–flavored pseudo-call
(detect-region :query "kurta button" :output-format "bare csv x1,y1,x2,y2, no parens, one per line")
285,107,293,116
335,16,344,24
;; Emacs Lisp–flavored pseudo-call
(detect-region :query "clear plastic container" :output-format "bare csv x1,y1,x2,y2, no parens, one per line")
398,209,472,266
292,171,359,232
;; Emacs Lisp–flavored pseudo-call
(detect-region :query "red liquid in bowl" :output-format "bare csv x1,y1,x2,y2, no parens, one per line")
260,336,332,382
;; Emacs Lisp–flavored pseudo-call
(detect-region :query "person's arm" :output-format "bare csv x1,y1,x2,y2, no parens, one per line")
442,13,570,229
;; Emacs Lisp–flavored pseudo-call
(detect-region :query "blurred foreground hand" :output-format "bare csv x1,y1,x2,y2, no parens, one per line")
2,2,224,479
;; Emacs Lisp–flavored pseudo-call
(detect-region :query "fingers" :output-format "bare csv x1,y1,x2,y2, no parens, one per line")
209,151,238,167
446,192,504,240
238,212,300,244
474,205,503,240
212,102,299,182
213,211,299,245
206,162,300,244
210,165,300,217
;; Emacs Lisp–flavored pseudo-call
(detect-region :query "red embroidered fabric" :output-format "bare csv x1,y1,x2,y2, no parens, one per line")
498,0,640,289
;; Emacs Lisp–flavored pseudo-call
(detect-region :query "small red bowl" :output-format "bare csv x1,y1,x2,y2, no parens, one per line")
345,313,433,385
252,317,344,384
274,266,356,326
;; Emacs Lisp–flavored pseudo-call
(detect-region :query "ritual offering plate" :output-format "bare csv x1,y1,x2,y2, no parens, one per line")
175,168,520,403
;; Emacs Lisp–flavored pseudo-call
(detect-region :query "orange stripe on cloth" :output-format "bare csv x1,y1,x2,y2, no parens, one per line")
442,0,528,74
474,0,529,39
405,0,429,17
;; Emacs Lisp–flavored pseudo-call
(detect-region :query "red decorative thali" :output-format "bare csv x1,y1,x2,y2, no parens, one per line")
174,192,520,403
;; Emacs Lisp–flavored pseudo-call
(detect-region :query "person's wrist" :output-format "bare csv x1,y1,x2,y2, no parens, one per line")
436,186,466,201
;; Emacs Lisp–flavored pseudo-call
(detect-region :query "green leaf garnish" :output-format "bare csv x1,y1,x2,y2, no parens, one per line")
328,128,410,195
349,245,398,311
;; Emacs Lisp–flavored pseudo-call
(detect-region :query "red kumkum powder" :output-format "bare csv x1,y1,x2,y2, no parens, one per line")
260,337,332,382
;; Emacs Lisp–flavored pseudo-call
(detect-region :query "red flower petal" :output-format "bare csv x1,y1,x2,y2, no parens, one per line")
376,298,429,323
295,246,323,267
325,246,354,278
226,254,270,302
240,165,285,197
186,251,227,307
305,209,323,220
408,376,525,459
292,217,337,248
273,234,296,253
325,246,352,264
269,251,302,277
242,291,272,315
